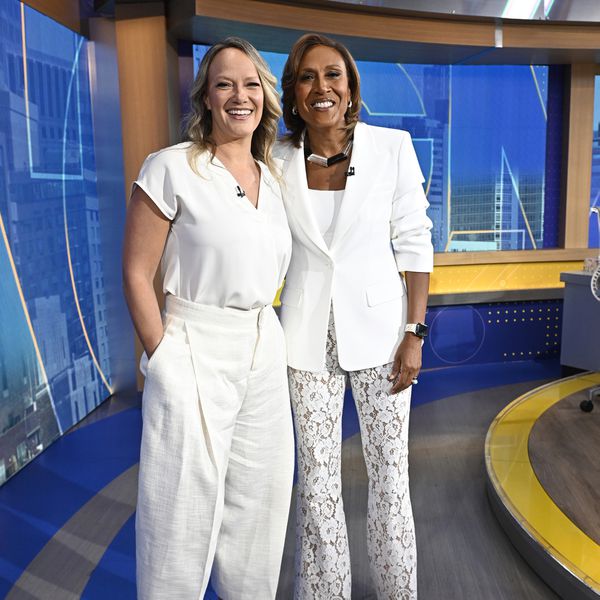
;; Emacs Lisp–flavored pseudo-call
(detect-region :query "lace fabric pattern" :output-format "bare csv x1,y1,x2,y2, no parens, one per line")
289,312,417,599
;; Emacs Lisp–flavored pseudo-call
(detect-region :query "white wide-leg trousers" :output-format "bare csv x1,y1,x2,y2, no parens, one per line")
136,295,294,600
289,313,417,600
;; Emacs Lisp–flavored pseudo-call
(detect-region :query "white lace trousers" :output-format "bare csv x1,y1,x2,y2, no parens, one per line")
288,313,417,600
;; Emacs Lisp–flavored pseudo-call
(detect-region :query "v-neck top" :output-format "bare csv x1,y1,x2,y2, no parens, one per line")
134,142,291,309
308,189,344,248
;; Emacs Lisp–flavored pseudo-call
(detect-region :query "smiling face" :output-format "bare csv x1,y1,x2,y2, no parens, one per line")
204,47,264,145
294,44,351,132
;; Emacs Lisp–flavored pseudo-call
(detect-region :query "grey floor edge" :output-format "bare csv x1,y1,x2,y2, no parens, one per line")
277,379,560,599
486,479,598,600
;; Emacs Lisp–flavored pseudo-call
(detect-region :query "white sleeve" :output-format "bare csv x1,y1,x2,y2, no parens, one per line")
390,132,434,273
132,151,178,220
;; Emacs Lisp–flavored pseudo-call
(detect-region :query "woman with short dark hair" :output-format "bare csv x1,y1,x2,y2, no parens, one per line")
276,33,434,599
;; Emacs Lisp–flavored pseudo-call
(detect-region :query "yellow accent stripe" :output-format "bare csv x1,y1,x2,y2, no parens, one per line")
430,260,583,294
21,4,112,394
486,372,600,591
63,211,113,394
449,229,503,236
0,213,54,396
16,3,61,431
273,282,283,307
59,41,112,394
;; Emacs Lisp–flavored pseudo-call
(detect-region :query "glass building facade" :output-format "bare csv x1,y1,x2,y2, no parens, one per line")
0,1,116,483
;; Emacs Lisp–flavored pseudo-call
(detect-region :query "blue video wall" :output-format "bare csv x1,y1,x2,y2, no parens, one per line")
194,45,557,254
0,2,116,483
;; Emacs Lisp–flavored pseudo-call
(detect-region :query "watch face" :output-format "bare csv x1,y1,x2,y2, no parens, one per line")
415,323,429,338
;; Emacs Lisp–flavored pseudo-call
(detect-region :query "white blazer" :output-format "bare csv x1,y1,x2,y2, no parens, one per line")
275,122,434,372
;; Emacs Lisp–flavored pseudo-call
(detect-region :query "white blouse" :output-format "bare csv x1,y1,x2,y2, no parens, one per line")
134,142,292,310
308,188,344,247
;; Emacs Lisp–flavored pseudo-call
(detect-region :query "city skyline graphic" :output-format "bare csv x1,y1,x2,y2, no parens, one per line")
0,1,113,484
194,45,554,254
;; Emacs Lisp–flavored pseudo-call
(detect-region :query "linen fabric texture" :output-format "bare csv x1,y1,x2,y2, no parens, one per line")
134,142,292,310
274,123,434,372
133,145,294,599
137,297,294,600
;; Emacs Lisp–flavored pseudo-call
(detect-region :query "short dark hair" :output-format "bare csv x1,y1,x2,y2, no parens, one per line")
281,33,362,147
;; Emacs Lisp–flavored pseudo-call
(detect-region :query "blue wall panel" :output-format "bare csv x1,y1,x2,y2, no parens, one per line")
194,45,557,254
0,2,127,484
424,300,561,367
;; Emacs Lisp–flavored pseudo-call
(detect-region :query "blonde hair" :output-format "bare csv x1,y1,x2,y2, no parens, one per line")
281,33,362,148
184,37,281,174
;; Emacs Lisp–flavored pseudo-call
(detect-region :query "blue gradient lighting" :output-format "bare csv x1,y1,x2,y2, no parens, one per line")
0,0,115,484
194,46,554,254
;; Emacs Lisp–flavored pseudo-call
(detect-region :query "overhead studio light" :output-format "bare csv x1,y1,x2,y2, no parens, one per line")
502,0,542,19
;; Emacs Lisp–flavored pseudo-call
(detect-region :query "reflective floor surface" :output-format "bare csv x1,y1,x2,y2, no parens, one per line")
1,359,569,599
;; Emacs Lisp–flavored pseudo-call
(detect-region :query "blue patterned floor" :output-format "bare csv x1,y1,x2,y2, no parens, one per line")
0,358,561,598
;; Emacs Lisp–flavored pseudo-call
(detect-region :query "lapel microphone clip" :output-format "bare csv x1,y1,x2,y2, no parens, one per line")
235,186,246,198
346,167,355,177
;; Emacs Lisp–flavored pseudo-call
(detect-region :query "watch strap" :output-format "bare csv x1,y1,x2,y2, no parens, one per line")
405,322,429,338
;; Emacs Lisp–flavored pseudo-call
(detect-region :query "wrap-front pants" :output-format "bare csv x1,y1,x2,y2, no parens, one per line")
136,295,294,600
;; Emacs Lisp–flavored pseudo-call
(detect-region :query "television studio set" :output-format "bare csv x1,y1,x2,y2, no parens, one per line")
0,1,599,599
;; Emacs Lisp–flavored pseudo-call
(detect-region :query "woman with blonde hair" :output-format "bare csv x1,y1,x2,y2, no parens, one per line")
123,37,293,600
276,33,433,599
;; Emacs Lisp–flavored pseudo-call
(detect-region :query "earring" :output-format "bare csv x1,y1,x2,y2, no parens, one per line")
348,100,353,108
292,105,298,115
